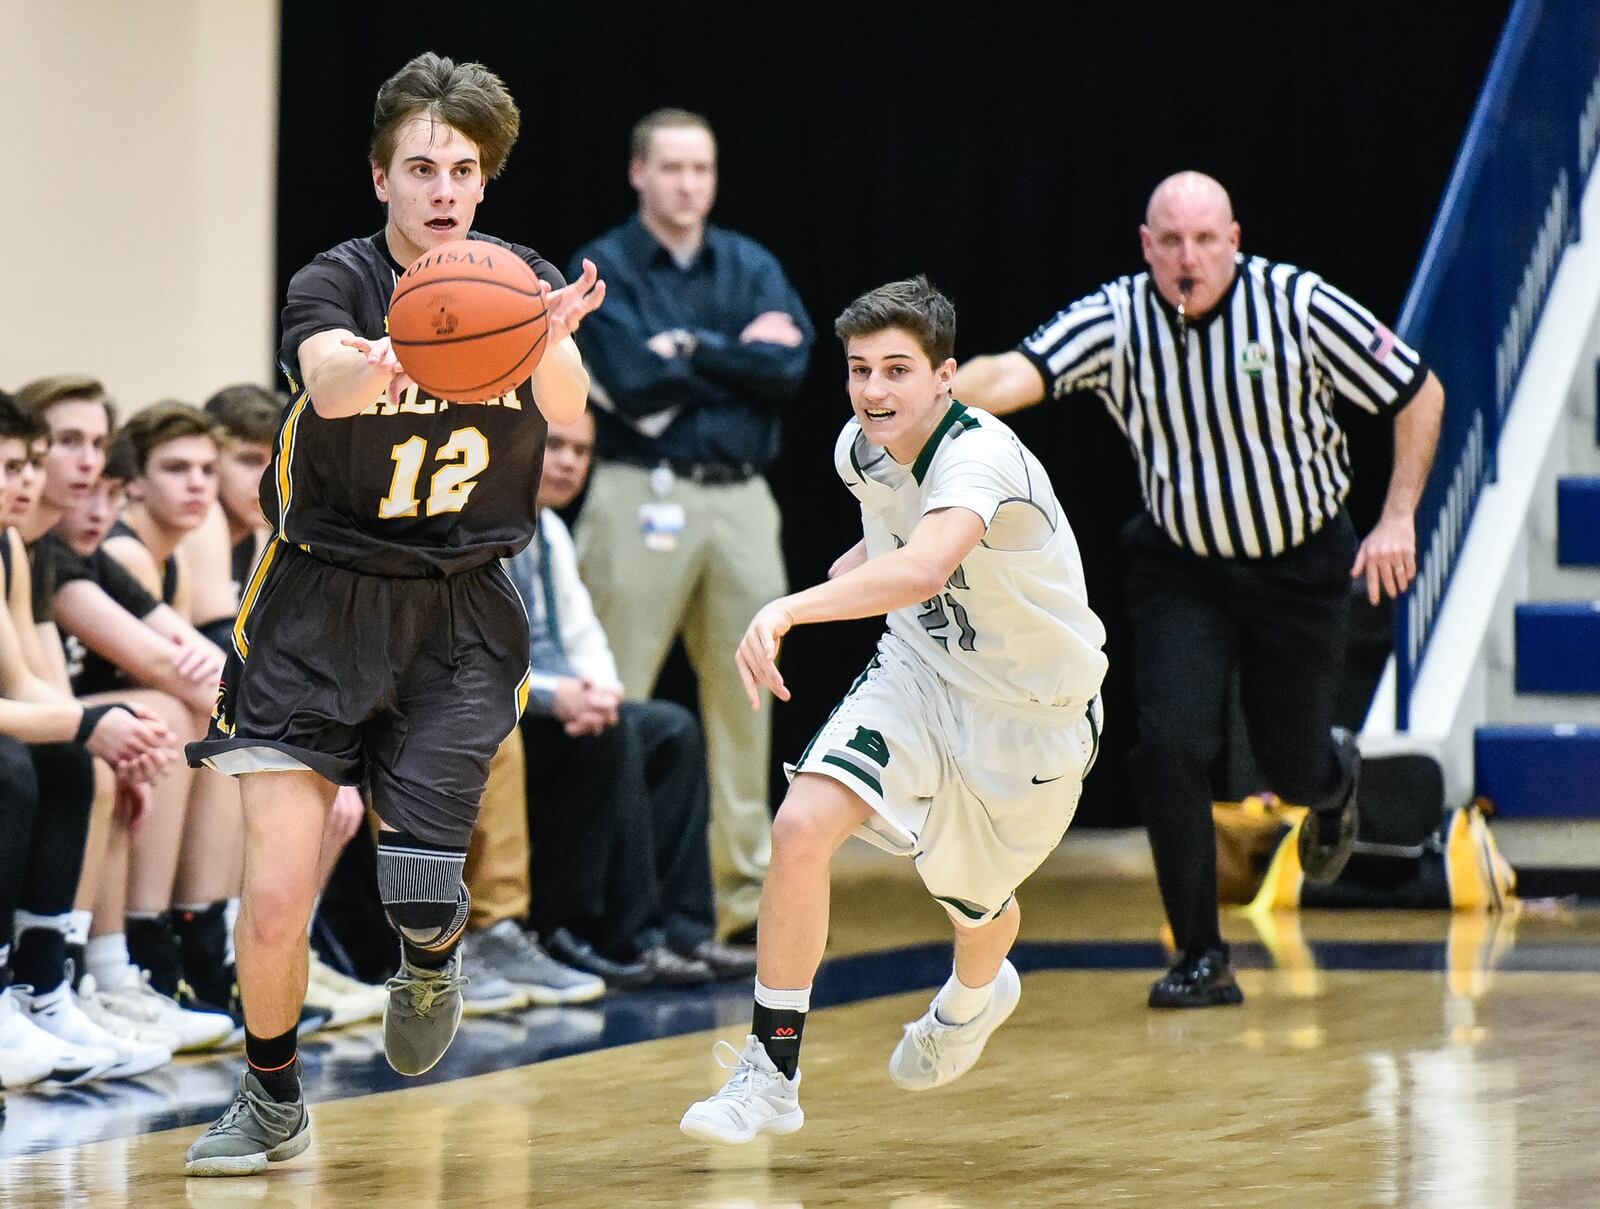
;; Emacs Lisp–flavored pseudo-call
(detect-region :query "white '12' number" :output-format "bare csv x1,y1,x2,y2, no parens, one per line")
378,427,489,518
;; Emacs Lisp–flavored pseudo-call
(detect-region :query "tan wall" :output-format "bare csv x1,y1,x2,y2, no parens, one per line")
0,0,279,412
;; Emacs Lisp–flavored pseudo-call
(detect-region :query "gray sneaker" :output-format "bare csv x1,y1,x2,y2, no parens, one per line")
458,941,530,1016
472,920,606,1005
184,1068,310,1177
383,952,468,1076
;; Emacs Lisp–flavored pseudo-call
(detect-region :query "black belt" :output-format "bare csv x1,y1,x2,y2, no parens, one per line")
616,457,758,486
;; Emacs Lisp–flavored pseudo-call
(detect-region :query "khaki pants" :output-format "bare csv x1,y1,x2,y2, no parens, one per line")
464,727,530,931
577,461,785,934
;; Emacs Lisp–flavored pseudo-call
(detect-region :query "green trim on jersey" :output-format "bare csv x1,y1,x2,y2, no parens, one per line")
911,400,973,484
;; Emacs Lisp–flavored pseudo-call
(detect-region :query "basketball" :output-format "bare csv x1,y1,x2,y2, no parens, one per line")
388,239,549,402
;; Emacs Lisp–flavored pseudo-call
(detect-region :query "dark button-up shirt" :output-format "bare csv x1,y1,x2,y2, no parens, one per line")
570,215,813,468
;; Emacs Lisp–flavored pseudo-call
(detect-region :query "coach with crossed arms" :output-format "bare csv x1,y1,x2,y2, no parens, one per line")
956,171,1445,1008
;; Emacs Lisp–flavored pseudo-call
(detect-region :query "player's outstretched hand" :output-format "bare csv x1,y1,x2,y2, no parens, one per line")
540,259,607,345
341,334,417,406
1352,514,1417,605
736,601,795,710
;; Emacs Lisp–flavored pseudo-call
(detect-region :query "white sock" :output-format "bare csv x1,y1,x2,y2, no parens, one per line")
86,933,134,992
65,910,93,947
933,969,995,1026
13,909,70,938
753,979,811,1013
0,943,10,973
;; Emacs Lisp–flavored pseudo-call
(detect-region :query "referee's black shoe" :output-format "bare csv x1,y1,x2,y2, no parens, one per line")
1148,948,1244,1009
1298,727,1361,885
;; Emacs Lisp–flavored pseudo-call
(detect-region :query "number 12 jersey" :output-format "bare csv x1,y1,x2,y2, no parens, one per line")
269,230,563,577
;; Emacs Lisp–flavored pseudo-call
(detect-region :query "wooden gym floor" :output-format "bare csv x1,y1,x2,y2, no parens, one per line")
3,835,1596,1208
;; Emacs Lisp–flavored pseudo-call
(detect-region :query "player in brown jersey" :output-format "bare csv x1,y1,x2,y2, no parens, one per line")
183,52,605,1178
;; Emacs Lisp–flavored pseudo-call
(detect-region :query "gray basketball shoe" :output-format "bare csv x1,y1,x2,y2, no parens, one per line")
383,951,467,1076
471,920,606,1004
184,1067,310,1177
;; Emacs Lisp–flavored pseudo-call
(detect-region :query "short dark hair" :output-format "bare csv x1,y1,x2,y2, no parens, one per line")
630,108,716,163
204,384,284,445
0,389,45,443
14,374,117,433
113,401,220,478
371,52,521,178
833,275,957,365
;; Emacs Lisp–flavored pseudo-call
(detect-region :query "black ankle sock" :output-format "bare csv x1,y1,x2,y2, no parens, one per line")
11,928,67,994
401,941,454,971
751,1002,806,1079
127,912,183,997
174,902,233,1007
66,943,86,990
245,1029,302,1102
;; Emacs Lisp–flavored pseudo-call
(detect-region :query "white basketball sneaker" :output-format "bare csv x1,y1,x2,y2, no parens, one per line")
0,987,56,1090
0,986,119,1086
306,954,389,1027
11,981,172,1080
680,1035,804,1145
96,968,235,1053
888,959,1022,1091
76,975,183,1052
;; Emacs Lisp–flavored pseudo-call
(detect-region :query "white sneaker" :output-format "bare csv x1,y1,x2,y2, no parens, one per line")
0,986,120,1086
888,959,1021,1091
12,982,172,1080
76,975,184,1052
306,954,388,1027
97,968,235,1053
0,987,56,1090
679,1036,804,1145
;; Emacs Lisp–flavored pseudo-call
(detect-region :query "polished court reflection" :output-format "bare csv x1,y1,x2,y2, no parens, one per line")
2,851,1596,1208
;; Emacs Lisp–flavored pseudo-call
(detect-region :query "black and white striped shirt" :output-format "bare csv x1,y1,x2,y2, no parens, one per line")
1018,254,1428,559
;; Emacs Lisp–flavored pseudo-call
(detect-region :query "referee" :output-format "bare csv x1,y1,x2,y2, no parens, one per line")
955,172,1445,1008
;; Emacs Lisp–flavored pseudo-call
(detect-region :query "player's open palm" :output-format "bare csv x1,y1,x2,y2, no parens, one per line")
341,334,416,406
540,258,606,344
736,601,795,710
1352,514,1417,605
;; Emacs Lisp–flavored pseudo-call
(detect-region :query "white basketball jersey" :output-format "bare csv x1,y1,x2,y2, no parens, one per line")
833,401,1108,709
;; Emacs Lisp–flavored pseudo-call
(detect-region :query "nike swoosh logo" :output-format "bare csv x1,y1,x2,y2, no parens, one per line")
1031,774,1065,785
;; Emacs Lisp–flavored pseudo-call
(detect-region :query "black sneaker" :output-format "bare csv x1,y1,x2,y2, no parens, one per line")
546,929,651,990
678,939,758,980
1298,727,1360,884
1148,948,1245,1009
641,947,714,987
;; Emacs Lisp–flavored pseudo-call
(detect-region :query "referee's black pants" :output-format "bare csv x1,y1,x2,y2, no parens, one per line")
1123,512,1354,957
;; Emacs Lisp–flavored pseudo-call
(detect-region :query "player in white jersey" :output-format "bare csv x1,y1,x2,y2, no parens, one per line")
681,276,1108,1146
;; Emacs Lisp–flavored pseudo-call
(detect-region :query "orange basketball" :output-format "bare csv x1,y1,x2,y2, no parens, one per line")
388,239,549,402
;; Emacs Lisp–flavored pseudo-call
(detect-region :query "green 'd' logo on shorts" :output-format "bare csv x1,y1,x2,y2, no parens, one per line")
846,727,891,768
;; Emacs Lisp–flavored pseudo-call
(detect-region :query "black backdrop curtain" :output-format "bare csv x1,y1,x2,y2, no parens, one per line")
276,1,1507,826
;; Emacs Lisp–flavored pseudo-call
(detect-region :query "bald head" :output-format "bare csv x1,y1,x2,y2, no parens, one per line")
1145,172,1234,227
1140,171,1241,317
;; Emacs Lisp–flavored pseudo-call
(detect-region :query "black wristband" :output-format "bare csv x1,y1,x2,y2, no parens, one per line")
75,703,129,744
